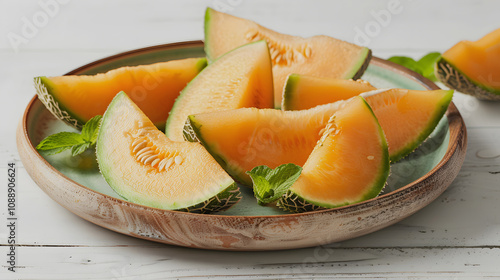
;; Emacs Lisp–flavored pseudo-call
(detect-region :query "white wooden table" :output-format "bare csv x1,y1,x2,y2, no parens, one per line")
2,0,500,278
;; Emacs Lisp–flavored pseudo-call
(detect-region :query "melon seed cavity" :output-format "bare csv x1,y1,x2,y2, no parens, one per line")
245,30,312,65
130,137,182,171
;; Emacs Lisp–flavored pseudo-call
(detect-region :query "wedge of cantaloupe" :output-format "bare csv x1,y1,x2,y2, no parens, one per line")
204,8,372,108
35,58,207,129
436,28,500,100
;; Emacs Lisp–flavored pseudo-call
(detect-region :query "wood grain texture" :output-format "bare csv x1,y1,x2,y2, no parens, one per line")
2,246,500,279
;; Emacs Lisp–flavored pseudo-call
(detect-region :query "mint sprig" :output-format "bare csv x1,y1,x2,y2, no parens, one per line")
388,52,441,82
247,163,302,205
36,115,102,156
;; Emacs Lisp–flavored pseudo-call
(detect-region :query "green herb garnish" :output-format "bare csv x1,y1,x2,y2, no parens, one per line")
36,115,102,156
388,52,441,82
247,163,302,205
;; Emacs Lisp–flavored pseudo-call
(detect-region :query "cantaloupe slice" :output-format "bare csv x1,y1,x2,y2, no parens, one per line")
165,40,273,141
185,87,451,182
361,88,452,162
282,74,376,110
184,99,351,185
282,74,453,162
35,57,206,129
204,8,371,108
277,96,389,212
436,28,500,100
96,92,241,213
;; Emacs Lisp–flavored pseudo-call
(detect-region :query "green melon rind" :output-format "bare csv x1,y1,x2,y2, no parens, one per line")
195,57,209,72
348,48,372,80
204,7,216,62
176,182,242,214
277,98,390,213
281,74,301,110
165,40,270,138
389,89,454,163
183,115,251,185
97,92,241,213
34,76,85,129
276,190,326,213
435,58,500,101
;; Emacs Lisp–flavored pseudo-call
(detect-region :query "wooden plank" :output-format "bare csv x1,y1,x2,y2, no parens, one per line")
1,246,500,279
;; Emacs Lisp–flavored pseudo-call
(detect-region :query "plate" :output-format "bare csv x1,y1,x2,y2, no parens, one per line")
17,41,467,250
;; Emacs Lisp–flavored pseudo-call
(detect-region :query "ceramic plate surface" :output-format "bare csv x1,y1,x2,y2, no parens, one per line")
17,41,467,250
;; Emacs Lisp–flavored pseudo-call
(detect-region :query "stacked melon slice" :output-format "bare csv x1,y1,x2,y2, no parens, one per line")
282,75,453,162
185,86,452,184
34,8,453,214
96,40,274,213
204,8,372,108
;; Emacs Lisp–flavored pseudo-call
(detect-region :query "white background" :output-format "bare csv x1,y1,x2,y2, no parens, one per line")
1,0,500,279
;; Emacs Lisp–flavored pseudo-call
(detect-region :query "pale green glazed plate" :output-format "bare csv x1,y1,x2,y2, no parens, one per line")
18,41,467,250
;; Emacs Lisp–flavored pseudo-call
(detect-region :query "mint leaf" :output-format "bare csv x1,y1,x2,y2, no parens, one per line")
247,163,302,205
38,146,72,156
388,56,421,72
417,52,441,82
81,115,102,144
36,132,84,150
388,52,441,82
71,142,91,156
36,115,102,156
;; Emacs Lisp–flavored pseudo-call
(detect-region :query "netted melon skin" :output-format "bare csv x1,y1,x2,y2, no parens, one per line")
436,59,500,101
182,118,199,142
177,183,242,214
34,77,83,129
276,190,326,213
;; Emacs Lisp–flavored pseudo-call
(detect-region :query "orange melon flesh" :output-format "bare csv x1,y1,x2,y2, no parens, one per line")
282,74,376,110
35,58,206,129
204,8,371,108
185,101,348,185
361,89,452,161
96,92,239,212
281,74,453,162
283,96,389,209
441,28,500,91
165,41,273,141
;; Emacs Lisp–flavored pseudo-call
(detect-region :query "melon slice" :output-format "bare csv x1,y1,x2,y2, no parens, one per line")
282,74,453,162
436,28,500,100
204,8,372,108
282,74,376,110
361,88,452,162
165,40,273,141
277,96,389,212
184,100,349,185
35,57,206,130
96,92,241,213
